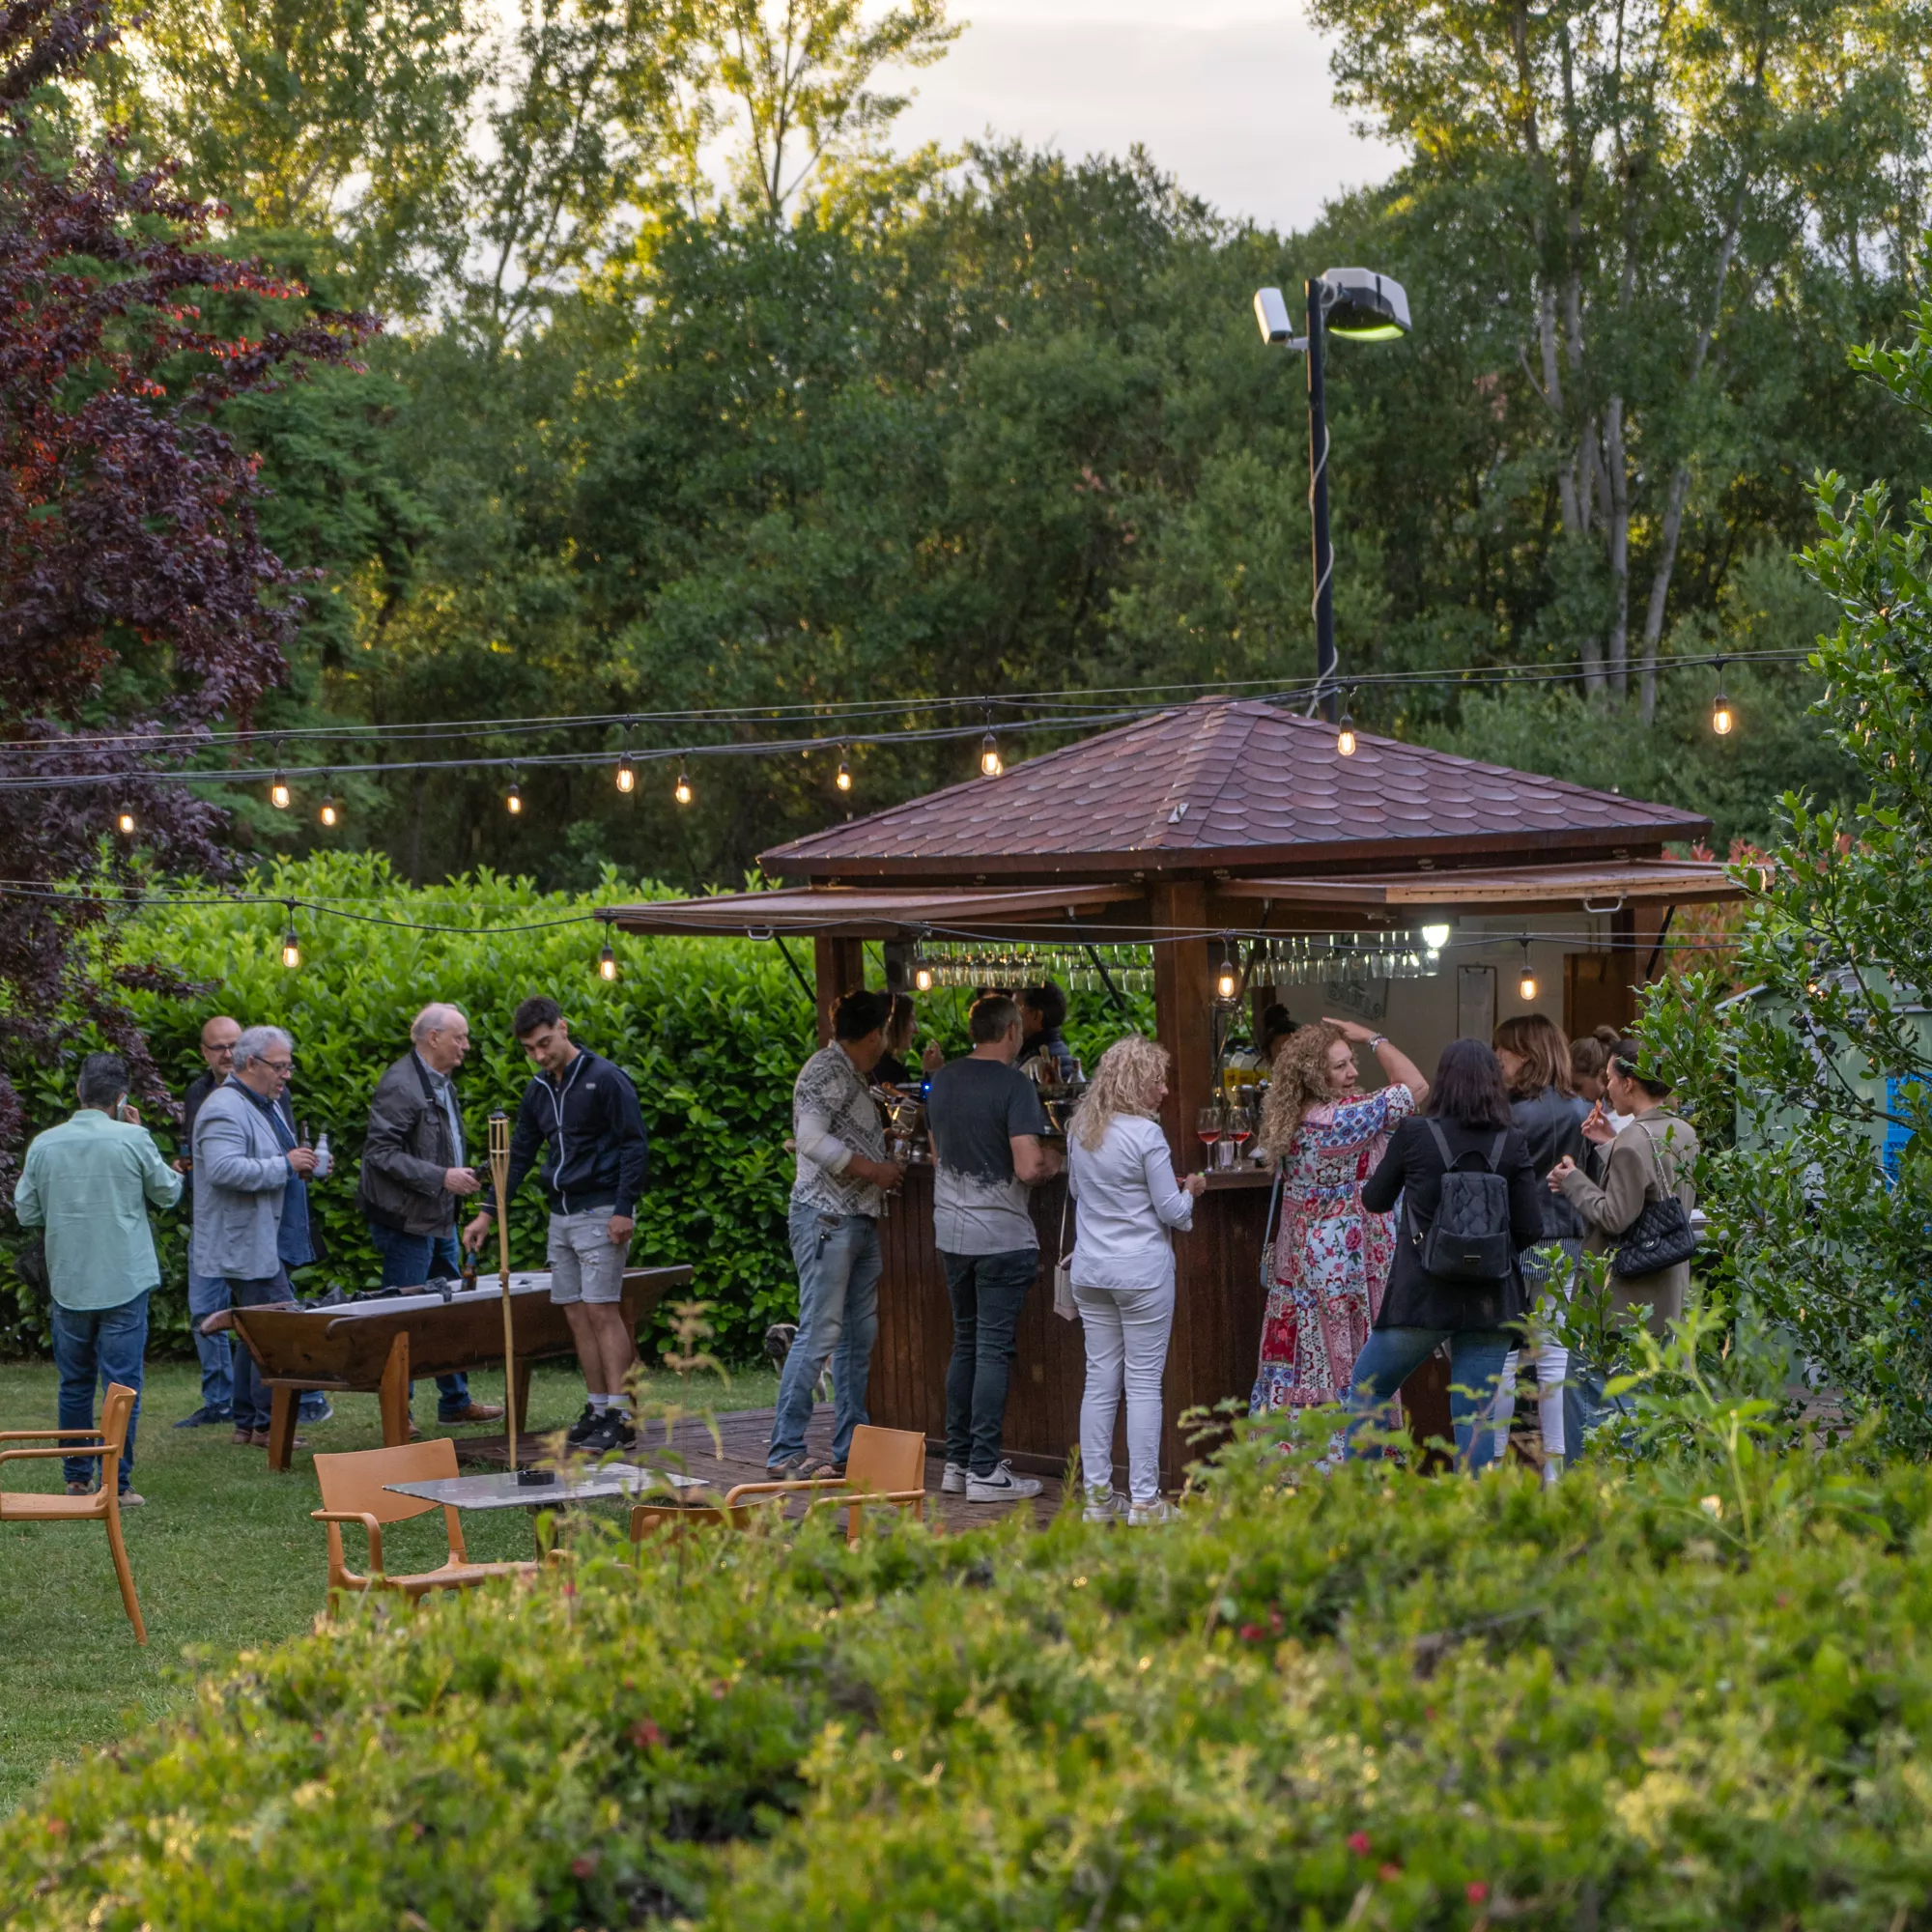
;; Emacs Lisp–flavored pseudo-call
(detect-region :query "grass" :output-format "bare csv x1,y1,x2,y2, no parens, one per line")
0,1354,778,1813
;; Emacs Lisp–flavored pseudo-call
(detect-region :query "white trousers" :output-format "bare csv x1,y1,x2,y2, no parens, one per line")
1491,1344,1569,1460
1073,1277,1176,1504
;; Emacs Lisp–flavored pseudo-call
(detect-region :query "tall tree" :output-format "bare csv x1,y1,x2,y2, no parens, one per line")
0,0,367,1174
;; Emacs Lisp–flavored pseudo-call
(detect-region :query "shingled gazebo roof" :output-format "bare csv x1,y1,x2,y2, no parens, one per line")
759,698,1709,886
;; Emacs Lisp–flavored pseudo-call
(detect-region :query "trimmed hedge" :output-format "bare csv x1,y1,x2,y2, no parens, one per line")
10,1431,1932,1926
0,854,825,1360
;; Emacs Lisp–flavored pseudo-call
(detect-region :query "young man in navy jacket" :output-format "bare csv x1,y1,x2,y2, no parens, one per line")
464,996,649,1453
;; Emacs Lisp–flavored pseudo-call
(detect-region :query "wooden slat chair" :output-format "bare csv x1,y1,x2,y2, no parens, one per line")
0,1382,146,1642
809,1425,928,1545
311,1438,539,1611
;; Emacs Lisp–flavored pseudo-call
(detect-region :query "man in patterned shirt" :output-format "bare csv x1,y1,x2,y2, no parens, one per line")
767,989,905,1477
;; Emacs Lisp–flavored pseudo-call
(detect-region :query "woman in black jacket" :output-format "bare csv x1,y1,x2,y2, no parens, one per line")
1345,1038,1545,1470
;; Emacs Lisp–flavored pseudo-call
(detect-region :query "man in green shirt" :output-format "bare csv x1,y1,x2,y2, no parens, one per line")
15,1053,183,1502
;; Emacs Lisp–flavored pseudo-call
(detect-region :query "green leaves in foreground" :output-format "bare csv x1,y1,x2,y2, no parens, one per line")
14,1435,1932,1927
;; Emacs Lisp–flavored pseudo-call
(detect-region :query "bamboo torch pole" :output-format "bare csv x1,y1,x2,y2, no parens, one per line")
489,1110,516,1466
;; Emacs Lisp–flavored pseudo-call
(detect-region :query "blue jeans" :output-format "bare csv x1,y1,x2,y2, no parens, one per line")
51,1293,150,1491
225,1270,296,1433
186,1269,234,1419
1341,1326,1514,1472
770,1205,882,1466
366,1223,472,1417
941,1247,1038,1477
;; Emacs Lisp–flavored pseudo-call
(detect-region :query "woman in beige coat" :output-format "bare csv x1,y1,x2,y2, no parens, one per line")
1549,1036,1699,1332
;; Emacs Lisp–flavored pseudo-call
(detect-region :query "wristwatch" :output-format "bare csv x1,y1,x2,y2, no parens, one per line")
1366,1033,1388,1052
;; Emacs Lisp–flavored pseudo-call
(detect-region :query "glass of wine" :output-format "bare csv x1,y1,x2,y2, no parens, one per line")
1196,1104,1223,1173
1227,1100,1254,1163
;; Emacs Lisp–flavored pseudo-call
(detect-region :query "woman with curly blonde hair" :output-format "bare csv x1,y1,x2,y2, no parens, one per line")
1065,1035,1206,1523
1250,1015,1429,1416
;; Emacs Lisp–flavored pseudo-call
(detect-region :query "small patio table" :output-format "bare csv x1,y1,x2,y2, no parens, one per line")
384,1463,712,1511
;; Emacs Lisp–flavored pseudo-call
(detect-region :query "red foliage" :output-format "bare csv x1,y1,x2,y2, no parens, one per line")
0,1,371,1183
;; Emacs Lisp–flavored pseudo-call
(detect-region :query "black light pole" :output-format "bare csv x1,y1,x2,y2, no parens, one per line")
1255,269,1413,736
1304,276,1336,722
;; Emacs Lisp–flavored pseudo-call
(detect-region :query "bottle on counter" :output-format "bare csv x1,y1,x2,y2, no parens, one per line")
311,1131,333,1179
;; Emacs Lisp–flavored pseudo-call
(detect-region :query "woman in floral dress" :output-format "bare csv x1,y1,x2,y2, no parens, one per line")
1250,1017,1431,1415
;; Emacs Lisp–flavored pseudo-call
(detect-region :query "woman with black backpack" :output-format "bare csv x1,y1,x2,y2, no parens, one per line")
1342,1038,1545,1470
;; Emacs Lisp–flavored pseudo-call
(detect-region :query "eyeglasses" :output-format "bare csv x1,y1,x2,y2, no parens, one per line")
261,1058,294,1073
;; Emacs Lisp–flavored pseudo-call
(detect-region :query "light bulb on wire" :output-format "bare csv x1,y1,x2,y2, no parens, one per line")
280,907,301,971
1215,936,1240,1004
913,959,934,994
270,768,291,810
598,938,619,981
673,761,694,807
1421,922,1451,952
1711,658,1734,737
835,747,853,792
980,728,1003,779
506,774,523,815
1336,695,1358,758
114,807,136,837
614,749,636,794
1518,942,1538,1005
319,792,339,829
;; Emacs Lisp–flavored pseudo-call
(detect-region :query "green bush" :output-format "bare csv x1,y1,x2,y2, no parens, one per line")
11,1429,1932,1928
0,853,824,1361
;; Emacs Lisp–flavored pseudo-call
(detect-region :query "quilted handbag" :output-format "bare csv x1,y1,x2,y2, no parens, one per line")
1610,1119,1698,1279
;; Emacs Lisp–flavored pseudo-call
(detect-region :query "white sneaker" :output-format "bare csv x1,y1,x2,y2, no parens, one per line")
1127,1497,1179,1526
1082,1490,1128,1524
966,1461,1042,1503
940,1461,969,1495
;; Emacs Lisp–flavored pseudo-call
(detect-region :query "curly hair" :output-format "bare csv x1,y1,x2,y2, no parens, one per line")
1069,1034,1169,1151
1259,1020,1345,1158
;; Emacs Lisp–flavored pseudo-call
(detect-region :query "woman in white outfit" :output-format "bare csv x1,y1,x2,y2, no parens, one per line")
1066,1036,1206,1525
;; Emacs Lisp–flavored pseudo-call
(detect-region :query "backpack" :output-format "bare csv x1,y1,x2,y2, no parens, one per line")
1406,1120,1514,1283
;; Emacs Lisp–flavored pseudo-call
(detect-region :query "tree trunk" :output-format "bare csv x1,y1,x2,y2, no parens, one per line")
1639,462,1692,722
1604,394,1630,696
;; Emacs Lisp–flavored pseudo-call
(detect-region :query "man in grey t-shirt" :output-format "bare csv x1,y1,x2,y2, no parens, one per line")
924,993,1061,1504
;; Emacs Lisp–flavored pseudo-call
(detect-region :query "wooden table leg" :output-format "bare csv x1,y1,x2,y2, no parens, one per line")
513,1357,534,1445
266,1385,298,1472
379,1332,411,1447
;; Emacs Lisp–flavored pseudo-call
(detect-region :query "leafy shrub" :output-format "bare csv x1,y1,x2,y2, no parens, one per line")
0,853,822,1361
12,1431,1932,1928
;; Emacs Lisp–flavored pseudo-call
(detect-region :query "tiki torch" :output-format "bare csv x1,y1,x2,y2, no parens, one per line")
488,1110,517,1463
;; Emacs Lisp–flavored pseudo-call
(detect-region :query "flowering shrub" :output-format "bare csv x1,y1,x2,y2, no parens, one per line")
10,1430,1932,1927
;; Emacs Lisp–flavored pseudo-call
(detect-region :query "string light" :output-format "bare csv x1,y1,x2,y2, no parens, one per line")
598,937,618,980
980,704,1004,779
1420,922,1451,952
835,747,853,792
673,761,694,806
1215,935,1240,1004
280,906,301,970
614,749,636,794
269,761,292,810
114,808,136,836
505,770,523,815
913,958,935,993
318,792,339,828
1712,657,1734,737
1336,694,1358,758
1518,941,1538,1004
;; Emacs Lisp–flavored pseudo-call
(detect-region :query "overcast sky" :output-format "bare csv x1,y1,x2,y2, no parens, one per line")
888,0,1403,236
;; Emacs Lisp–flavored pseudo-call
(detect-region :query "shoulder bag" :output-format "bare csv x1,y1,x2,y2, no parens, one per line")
1051,1183,1078,1321
1609,1118,1698,1278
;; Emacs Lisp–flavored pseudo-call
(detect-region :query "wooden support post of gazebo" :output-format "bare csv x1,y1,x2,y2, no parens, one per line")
609,698,1743,1485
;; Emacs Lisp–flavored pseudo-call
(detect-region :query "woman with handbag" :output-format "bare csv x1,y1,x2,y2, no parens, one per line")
1064,1036,1206,1526
1549,1035,1699,1332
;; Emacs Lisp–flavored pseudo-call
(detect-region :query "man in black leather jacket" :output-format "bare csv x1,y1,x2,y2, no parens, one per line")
357,1003,503,1428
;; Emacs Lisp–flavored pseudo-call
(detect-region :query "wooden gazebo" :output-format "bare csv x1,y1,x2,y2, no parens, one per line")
607,699,1741,1479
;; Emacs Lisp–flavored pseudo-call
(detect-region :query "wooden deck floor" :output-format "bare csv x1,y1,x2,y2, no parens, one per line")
620,1406,1066,1531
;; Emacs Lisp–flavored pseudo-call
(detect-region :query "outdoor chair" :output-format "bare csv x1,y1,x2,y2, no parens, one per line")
0,1381,146,1642
734,1425,930,1547
311,1437,539,1612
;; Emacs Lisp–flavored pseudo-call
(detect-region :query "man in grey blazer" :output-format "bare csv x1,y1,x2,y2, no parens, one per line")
191,1024,316,1448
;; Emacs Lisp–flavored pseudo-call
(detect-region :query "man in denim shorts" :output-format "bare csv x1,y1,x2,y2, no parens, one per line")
465,996,648,1455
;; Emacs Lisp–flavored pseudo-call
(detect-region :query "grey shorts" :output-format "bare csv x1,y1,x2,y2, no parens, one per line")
547,1208,626,1305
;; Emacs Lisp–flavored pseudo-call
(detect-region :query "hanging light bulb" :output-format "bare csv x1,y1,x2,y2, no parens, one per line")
1215,936,1240,1004
1420,922,1451,952
614,749,636,794
980,728,1003,779
913,959,935,994
1518,941,1538,1004
1711,658,1734,737
673,761,694,806
114,807,136,837
270,769,292,810
505,775,524,815
1336,696,1358,758
835,747,853,793
598,938,619,981
319,792,339,828
280,908,301,971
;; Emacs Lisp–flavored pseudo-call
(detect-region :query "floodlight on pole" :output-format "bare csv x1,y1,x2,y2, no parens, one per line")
1253,268,1412,723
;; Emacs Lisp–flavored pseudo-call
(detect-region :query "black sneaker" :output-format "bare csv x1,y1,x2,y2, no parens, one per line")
565,1403,603,1447
584,1411,639,1455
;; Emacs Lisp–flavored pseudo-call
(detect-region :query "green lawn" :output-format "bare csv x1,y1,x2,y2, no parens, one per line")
0,1355,777,1813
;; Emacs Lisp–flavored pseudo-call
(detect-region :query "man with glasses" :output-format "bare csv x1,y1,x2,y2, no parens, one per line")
356,1002,502,1430
463,996,648,1454
189,1025,317,1449
172,1014,242,1427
